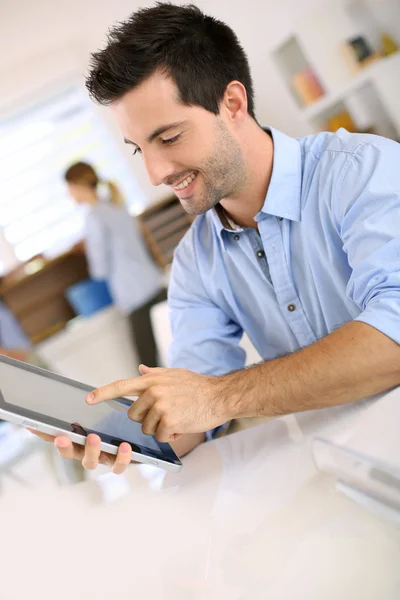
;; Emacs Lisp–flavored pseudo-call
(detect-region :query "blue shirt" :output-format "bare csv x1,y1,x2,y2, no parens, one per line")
0,301,30,350
85,201,163,314
168,127,400,377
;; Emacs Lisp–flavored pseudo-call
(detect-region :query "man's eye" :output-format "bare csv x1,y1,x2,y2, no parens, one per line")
162,134,181,146
132,147,142,156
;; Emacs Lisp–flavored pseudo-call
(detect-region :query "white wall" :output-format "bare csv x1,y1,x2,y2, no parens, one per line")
1,0,399,206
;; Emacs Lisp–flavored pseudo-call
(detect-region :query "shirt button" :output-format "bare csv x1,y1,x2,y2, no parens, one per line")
233,234,240,241
287,304,296,312
256,250,265,258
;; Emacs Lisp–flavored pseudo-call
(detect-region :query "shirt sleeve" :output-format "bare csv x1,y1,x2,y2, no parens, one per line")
168,234,246,376
168,230,246,440
336,137,400,343
85,212,110,280
0,301,30,349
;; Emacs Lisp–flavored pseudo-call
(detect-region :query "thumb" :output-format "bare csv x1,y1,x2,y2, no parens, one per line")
139,364,153,375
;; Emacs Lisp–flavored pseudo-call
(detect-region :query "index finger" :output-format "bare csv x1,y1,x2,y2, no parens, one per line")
86,376,151,405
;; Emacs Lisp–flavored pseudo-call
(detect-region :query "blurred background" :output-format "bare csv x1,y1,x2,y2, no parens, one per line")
0,0,399,489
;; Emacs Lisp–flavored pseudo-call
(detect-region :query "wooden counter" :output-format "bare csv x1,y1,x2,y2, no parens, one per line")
0,248,89,343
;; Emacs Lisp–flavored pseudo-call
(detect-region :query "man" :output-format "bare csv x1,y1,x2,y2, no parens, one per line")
34,3,400,474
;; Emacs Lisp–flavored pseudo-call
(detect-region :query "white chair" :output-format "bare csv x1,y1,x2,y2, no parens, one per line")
36,305,139,386
150,300,262,368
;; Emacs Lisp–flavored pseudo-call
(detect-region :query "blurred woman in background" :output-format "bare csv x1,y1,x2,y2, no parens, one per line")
64,162,166,368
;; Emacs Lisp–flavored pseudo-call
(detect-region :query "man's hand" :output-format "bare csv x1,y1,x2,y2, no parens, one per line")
28,427,205,475
29,430,133,475
86,364,233,443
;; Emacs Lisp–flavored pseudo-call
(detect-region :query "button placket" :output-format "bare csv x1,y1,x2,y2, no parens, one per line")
246,228,271,283
259,218,316,347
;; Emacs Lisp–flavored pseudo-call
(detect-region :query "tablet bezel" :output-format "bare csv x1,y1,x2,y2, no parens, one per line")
0,354,182,470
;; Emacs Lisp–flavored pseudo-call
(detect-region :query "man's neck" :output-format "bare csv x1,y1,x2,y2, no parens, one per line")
219,126,274,230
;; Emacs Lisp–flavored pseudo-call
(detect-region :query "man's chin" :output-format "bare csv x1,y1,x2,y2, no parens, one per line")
179,199,204,216
179,196,217,216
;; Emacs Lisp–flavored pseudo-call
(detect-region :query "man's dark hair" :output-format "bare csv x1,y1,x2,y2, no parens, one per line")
86,2,256,119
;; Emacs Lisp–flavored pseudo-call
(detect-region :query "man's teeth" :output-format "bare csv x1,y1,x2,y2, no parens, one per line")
174,173,196,190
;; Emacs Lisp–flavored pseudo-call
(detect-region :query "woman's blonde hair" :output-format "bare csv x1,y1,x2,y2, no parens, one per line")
64,161,123,205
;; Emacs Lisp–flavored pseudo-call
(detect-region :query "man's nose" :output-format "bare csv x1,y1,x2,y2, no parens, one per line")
143,152,176,187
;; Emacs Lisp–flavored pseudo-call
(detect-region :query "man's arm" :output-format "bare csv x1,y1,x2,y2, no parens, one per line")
228,136,400,418
87,321,400,441
225,321,400,419
167,227,246,441
168,228,246,376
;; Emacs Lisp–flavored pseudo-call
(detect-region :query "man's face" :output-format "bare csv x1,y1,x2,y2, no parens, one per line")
111,72,247,215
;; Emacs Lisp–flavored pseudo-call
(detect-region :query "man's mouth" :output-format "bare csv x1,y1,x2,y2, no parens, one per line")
173,172,197,191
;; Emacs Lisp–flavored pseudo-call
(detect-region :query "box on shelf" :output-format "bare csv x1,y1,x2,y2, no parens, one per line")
292,68,325,106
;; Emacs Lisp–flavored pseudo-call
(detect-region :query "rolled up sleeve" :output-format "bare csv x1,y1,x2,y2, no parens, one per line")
168,231,245,439
168,233,246,375
337,138,400,343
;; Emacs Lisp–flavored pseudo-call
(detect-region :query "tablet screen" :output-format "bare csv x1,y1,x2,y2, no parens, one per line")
0,357,181,466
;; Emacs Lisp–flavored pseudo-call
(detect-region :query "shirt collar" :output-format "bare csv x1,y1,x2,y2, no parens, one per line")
210,126,302,247
210,205,242,250
257,127,302,223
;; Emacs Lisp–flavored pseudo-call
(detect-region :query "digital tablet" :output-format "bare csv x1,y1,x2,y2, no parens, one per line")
0,354,182,472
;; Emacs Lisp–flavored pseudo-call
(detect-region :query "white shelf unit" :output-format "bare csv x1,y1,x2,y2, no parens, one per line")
272,35,327,110
304,53,400,139
272,0,400,140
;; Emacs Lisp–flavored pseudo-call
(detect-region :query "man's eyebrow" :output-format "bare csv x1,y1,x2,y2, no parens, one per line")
123,121,187,147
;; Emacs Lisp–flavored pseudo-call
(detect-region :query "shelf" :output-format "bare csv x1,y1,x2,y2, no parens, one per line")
142,202,187,231
301,56,381,121
301,53,399,121
137,195,194,268
152,215,191,243
272,35,326,109
271,0,400,138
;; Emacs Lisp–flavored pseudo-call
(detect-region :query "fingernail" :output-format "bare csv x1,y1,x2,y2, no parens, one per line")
86,393,94,404
120,444,131,453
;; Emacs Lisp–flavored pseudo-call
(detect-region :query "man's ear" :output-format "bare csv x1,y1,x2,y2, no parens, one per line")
221,80,248,123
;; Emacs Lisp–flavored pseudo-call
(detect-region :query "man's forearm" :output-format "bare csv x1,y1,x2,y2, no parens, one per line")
226,321,400,419
85,321,400,441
